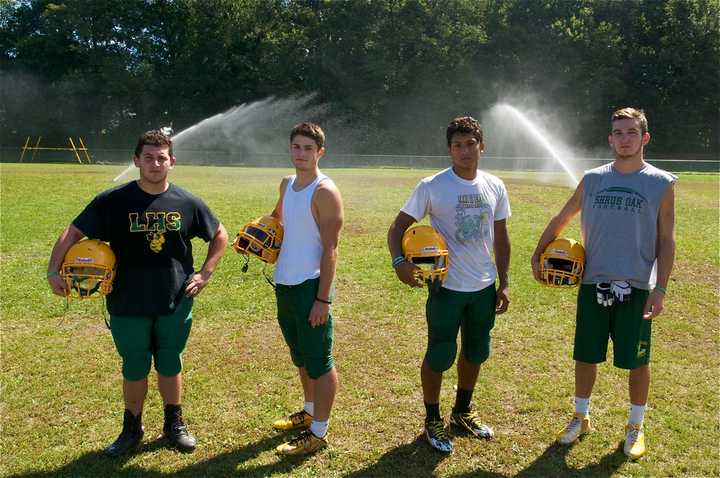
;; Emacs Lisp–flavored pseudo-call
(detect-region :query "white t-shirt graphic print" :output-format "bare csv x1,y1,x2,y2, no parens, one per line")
401,168,511,292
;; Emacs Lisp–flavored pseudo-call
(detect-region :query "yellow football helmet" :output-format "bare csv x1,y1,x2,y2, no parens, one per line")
233,215,284,264
402,225,449,286
539,238,585,287
61,239,116,299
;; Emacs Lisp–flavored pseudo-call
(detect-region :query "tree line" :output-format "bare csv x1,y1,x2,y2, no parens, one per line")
1,0,718,157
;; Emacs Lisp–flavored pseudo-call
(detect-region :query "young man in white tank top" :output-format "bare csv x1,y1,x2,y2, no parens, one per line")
269,122,344,455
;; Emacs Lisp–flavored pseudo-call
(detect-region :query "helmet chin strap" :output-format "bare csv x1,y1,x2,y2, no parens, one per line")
239,253,275,289
56,295,71,328
102,296,110,329
262,264,276,290
428,277,442,294
56,291,110,330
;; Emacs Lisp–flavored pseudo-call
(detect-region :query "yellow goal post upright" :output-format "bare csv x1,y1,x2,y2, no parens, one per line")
18,136,92,164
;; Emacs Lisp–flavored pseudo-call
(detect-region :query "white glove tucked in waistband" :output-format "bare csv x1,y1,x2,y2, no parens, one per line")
611,280,631,303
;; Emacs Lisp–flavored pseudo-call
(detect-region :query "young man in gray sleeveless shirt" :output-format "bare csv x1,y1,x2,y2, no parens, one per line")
531,108,676,460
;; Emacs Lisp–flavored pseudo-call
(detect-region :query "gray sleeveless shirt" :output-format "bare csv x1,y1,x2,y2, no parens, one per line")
581,163,676,289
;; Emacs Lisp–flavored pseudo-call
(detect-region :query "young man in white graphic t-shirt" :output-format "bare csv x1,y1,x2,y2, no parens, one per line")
387,116,511,453
269,122,344,456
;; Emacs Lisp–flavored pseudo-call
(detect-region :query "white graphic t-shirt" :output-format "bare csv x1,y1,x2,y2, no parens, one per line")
401,168,511,292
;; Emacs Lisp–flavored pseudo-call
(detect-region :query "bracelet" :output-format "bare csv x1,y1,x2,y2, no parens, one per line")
654,285,667,295
47,271,60,279
316,297,332,305
392,256,406,267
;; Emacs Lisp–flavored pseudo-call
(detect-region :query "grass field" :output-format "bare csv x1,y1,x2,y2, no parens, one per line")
1,163,718,478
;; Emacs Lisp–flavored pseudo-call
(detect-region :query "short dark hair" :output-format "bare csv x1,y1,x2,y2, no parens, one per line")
290,122,325,149
134,130,173,157
611,107,648,134
446,116,483,146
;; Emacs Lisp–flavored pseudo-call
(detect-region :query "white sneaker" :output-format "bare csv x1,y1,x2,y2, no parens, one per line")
557,413,591,445
624,423,646,460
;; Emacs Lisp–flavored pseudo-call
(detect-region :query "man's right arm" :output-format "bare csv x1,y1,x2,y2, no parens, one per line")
531,179,584,282
47,224,85,296
387,211,420,287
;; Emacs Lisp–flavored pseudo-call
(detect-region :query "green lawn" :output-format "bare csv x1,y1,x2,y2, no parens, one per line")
1,163,718,477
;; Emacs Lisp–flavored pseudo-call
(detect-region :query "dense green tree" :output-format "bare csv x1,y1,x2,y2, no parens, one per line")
1,0,717,156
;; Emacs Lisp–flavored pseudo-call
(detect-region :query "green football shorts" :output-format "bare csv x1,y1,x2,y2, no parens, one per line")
275,278,334,379
110,296,193,381
574,284,651,369
424,284,497,373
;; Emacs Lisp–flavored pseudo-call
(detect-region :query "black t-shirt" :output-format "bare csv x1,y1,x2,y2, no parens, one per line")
72,181,220,316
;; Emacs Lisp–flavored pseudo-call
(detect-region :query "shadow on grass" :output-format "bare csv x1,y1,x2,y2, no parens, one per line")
510,441,627,478
7,434,628,478
8,433,311,478
342,434,486,478
442,440,627,478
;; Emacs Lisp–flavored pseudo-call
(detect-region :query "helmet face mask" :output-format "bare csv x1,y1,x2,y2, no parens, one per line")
245,226,271,247
409,253,448,283
539,238,585,287
233,216,283,264
61,239,116,299
402,225,449,286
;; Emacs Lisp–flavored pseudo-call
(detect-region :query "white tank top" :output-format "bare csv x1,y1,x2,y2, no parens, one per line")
273,174,329,285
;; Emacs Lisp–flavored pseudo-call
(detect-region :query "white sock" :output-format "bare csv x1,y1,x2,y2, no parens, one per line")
629,403,646,425
304,401,314,416
575,397,590,416
310,419,329,438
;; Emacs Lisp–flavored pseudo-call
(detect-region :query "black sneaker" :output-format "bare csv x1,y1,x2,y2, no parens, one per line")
450,410,494,439
104,409,144,457
424,419,453,453
163,404,196,452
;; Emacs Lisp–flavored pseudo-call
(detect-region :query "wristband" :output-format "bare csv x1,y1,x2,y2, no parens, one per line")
654,285,667,295
47,271,60,279
392,256,406,267
316,297,332,305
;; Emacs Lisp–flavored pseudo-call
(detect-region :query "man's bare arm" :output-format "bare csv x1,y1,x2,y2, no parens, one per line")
47,224,85,296
387,211,420,287
309,182,343,327
643,184,676,319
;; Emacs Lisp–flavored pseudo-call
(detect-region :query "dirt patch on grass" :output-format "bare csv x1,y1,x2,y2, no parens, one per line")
673,260,720,288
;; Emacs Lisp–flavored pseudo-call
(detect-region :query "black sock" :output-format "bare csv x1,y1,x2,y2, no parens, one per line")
164,403,183,429
424,402,441,422
453,388,473,414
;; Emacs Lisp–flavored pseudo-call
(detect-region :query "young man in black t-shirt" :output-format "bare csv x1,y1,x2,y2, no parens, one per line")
47,131,228,456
